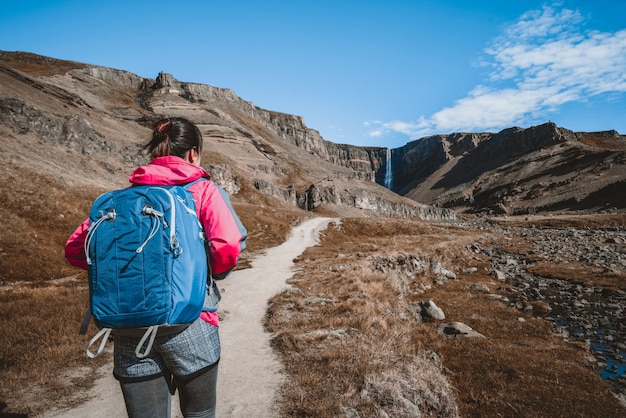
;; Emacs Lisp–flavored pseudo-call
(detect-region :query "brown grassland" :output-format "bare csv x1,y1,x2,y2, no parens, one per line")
265,216,626,417
0,165,300,415
0,163,625,416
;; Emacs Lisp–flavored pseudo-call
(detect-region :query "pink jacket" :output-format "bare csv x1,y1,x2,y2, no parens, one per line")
65,156,247,326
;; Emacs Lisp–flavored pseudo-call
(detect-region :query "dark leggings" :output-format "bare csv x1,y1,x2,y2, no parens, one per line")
119,363,218,418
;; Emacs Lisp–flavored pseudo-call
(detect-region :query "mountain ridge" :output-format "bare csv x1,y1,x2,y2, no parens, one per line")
1,50,624,219
390,123,626,214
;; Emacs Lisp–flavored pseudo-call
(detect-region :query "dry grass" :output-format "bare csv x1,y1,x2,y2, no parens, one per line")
527,262,626,291
0,285,108,412
0,51,88,77
578,132,626,151
0,164,305,416
265,217,625,417
0,163,99,285
490,213,626,230
2,173,625,417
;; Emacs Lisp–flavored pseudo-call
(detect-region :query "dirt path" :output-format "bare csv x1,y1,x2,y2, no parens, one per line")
41,217,336,418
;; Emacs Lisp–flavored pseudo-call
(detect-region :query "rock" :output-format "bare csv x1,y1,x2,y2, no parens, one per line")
485,294,509,303
481,223,626,397
399,396,421,417
465,283,490,292
437,322,485,339
493,270,506,281
431,262,457,280
425,350,441,367
420,300,445,320
344,408,360,418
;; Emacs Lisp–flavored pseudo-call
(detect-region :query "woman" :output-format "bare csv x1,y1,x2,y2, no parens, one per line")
65,117,247,418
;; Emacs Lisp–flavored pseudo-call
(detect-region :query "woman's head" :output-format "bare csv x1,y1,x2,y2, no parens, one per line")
146,117,203,162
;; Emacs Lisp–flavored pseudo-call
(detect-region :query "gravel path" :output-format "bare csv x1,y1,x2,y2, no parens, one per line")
40,217,336,418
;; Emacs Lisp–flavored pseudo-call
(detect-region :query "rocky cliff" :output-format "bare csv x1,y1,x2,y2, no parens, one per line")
156,65,626,216
2,51,624,219
386,124,626,214
0,51,453,221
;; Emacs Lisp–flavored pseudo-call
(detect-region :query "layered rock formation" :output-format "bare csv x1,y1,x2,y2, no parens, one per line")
1,50,624,218
0,51,453,220
386,124,626,214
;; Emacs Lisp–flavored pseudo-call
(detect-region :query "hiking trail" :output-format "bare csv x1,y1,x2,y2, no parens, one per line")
41,217,336,418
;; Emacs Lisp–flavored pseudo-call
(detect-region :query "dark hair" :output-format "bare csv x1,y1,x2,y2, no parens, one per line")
145,117,203,159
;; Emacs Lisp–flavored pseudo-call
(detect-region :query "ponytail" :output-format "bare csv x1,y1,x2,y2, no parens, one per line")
145,117,202,159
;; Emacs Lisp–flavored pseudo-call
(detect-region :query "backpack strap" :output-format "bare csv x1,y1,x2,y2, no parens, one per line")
84,210,116,265
86,328,112,358
79,308,91,335
182,177,208,190
84,325,161,359
182,177,223,310
134,326,159,358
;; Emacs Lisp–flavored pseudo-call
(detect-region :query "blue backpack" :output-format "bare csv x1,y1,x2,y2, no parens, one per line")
80,180,214,358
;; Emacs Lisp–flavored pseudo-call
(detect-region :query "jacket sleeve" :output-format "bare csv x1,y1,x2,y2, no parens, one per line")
192,180,247,277
65,218,90,270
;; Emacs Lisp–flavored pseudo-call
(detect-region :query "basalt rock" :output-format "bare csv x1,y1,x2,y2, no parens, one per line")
386,124,626,214
0,51,454,220
3,51,623,218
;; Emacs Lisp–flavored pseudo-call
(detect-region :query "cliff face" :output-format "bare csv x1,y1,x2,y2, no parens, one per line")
155,72,392,179
390,123,573,193
0,51,453,221
2,51,623,219
255,98,626,215
385,123,626,214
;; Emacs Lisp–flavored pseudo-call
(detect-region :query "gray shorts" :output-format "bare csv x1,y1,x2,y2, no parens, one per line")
113,318,220,381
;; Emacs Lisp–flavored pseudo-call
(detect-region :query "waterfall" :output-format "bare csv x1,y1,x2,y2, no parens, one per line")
384,148,393,189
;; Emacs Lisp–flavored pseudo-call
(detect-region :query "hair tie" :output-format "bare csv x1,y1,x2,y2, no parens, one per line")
155,120,172,137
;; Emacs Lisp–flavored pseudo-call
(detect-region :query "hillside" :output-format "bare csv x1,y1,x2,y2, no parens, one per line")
0,51,450,217
2,51,624,235
390,123,626,214
0,50,452,285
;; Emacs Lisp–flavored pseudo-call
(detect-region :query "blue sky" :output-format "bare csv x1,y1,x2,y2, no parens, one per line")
2,1,625,149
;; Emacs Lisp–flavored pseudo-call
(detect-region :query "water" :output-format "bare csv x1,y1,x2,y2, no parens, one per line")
384,148,393,189
602,358,626,380
551,317,626,383
589,340,626,380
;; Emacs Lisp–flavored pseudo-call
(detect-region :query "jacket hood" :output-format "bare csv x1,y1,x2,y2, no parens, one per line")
129,156,210,185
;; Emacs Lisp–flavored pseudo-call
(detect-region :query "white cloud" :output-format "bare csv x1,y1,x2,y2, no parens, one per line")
368,4,626,140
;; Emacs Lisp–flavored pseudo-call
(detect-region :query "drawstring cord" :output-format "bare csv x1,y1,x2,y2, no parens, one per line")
84,210,116,265
86,327,112,358
85,207,165,261
85,326,159,359
136,206,163,254
134,325,159,358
